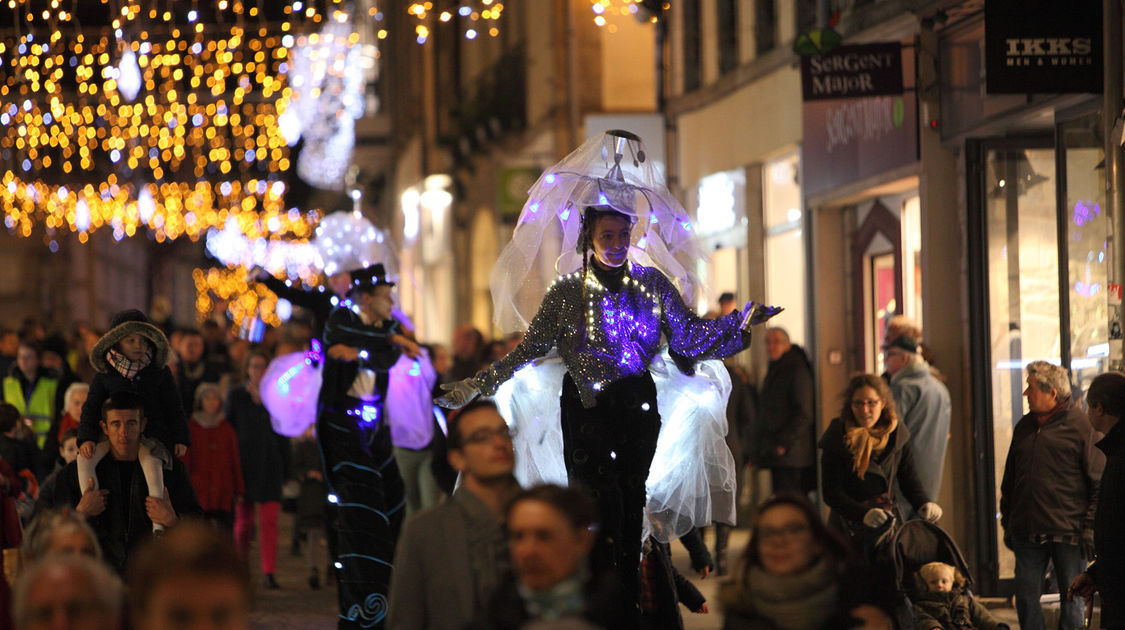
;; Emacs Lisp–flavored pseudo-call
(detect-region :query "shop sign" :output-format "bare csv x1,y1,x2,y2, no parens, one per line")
985,0,1102,94
802,91,917,198
497,167,541,222
800,43,903,101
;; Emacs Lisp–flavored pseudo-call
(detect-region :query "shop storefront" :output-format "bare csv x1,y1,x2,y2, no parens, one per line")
801,30,926,422
940,0,1108,593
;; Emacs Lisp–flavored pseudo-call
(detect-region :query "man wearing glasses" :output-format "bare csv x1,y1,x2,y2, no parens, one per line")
388,399,521,630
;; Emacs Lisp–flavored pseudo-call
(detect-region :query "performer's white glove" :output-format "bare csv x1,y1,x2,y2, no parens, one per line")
863,508,893,529
918,502,943,523
436,378,479,409
740,301,784,331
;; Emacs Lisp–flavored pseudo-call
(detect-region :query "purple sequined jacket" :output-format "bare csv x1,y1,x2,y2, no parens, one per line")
473,263,749,408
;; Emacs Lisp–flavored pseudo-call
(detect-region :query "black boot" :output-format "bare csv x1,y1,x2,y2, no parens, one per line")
308,567,320,590
264,574,280,590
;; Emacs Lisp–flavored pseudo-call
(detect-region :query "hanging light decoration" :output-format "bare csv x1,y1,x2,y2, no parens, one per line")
285,4,376,190
587,0,658,29
0,0,356,243
409,1,504,43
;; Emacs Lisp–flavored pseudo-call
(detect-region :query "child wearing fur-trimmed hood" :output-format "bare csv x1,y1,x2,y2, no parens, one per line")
76,309,191,534
912,562,1009,630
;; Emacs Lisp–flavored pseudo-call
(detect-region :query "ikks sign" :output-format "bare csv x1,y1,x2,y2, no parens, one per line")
985,0,1102,94
800,43,903,101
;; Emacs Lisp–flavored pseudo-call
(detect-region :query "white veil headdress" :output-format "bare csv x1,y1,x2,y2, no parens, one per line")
490,130,709,333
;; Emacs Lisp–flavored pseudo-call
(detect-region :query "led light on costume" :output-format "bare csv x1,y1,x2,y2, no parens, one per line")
261,339,325,437
479,130,744,542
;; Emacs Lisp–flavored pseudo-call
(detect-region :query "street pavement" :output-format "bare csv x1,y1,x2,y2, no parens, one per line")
248,513,337,630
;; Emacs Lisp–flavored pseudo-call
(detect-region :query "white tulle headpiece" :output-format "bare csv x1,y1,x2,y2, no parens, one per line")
490,130,707,333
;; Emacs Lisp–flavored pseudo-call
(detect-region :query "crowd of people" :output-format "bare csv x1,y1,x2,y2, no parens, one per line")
3,128,1125,630
0,289,1122,630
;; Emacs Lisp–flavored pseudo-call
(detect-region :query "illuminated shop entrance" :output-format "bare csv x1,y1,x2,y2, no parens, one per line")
968,109,1109,593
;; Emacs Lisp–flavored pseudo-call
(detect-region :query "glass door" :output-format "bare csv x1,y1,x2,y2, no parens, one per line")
983,143,1059,583
969,110,1108,594
1060,113,1110,395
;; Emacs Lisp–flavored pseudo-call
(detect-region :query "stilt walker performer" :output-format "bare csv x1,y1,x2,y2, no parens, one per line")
318,263,418,629
437,130,781,613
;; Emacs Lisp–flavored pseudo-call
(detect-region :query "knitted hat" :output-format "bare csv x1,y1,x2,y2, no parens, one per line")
89,309,170,374
881,334,919,354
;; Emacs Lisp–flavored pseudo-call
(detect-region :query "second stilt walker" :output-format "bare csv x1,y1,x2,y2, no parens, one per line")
438,130,781,612
318,263,418,630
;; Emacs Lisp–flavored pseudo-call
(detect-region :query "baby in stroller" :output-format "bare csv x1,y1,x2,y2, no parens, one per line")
912,561,1009,630
875,519,1011,630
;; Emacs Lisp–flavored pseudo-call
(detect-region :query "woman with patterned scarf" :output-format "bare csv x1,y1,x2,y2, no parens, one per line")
76,309,191,533
818,374,942,555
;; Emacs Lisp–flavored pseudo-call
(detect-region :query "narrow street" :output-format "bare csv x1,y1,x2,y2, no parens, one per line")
248,513,337,630
248,515,1024,630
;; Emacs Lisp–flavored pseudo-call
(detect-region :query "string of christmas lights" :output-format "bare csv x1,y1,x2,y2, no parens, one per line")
588,0,659,29
408,1,504,44
0,0,359,244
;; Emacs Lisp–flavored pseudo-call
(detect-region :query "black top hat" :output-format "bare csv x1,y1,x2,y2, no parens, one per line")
348,263,395,295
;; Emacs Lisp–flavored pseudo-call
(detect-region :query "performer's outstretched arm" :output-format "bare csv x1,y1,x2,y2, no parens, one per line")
654,271,750,361
472,282,563,396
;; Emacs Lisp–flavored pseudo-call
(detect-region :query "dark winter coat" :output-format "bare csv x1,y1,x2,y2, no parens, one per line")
719,556,883,630
1088,419,1125,627
36,456,201,573
225,386,289,504
465,570,634,630
752,346,815,468
291,438,325,531
0,459,21,550
999,401,1103,540
911,590,1008,630
78,363,190,452
642,540,706,630
724,362,756,472
173,361,224,419
819,418,930,538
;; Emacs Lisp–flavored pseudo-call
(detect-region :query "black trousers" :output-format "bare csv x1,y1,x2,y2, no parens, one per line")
560,371,661,607
317,396,405,630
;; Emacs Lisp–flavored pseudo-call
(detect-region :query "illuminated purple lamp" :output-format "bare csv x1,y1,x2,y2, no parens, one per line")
261,350,324,437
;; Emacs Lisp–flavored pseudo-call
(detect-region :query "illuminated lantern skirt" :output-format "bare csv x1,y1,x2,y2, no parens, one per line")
492,348,736,543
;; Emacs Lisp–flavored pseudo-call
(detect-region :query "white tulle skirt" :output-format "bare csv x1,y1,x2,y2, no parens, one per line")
493,349,737,543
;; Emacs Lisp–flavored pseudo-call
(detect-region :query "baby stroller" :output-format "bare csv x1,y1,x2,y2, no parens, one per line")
870,518,974,630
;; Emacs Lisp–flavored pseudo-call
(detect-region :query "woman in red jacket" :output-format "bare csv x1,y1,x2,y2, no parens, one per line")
183,383,244,532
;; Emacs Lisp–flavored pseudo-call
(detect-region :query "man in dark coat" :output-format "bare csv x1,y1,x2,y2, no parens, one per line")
1000,361,1103,630
1069,371,1125,629
752,327,815,494
318,263,418,630
37,391,202,573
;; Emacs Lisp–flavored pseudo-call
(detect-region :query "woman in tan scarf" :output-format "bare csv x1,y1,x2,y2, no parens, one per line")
818,374,942,551
718,493,895,630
